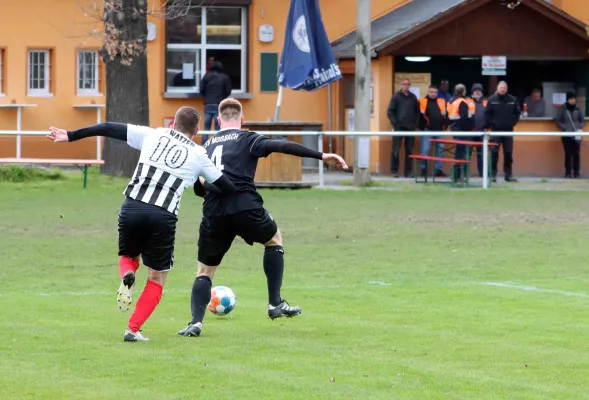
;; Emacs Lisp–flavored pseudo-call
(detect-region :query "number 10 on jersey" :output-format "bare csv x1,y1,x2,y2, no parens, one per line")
211,145,224,171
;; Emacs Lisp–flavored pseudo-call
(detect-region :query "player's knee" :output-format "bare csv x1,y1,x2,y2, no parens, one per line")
264,245,284,254
148,269,168,286
264,230,282,247
197,262,217,280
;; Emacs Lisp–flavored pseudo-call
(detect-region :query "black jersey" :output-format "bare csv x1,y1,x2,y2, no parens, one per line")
202,128,272,216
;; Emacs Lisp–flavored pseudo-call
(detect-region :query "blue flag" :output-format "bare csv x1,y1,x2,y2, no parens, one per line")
278,0,342,92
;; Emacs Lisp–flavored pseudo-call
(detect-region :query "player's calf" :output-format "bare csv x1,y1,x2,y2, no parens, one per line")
177,264,215,337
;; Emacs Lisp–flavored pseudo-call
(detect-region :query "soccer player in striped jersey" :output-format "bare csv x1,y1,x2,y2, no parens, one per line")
46,106,236,342
177,99,348,337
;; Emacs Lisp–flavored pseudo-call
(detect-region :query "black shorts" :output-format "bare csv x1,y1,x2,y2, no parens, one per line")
118,197,177,271
198,208,278,266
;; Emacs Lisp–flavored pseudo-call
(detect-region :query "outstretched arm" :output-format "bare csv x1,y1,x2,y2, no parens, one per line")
249,134,348,169
47,123,154,150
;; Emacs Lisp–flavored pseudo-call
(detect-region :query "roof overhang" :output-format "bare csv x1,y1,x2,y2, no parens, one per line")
331,0,589,60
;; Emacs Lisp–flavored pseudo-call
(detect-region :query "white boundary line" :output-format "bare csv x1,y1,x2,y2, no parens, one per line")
0,281,391,297
474,281,589,298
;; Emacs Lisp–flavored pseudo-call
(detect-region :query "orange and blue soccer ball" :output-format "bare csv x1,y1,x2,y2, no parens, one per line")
208,286,236,316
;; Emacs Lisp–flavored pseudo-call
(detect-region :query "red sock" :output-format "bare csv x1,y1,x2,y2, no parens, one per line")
127,280,163,333
118,256,139,278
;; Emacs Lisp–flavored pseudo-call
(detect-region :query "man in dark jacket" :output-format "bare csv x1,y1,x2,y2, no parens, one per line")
200,61,232,143
485,81,521,182
555,91,585,178
387,79,420,177
471,83,487,177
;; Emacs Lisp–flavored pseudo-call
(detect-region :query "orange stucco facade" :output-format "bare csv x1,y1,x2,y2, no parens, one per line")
1,0,589,176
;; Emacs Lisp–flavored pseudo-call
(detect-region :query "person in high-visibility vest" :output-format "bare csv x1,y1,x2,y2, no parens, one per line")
418,85,447,177
447,84,474,182
471,83,488,178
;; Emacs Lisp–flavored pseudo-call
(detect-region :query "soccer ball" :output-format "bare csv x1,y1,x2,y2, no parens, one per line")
208,286,236,316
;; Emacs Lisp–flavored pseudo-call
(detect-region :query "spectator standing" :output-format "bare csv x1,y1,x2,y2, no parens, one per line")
200,61,232,143
555,92,585,178
523,89,546,118
438,80,452,103
418,85,447,177
447,84,474,182
485,81,521,182
471,83,488,177
206,56,215,73
387,79,420,177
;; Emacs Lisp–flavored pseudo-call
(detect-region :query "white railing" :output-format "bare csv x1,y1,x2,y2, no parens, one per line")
1,129,586,190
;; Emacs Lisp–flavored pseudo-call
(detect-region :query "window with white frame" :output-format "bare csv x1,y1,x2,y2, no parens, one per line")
77,50,100,95
165,5,247,93
28,50,51,95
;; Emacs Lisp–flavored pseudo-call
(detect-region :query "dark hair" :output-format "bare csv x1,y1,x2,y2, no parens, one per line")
211,61,223,72
174,106,200,135
532,88,541,94
428,85,438,90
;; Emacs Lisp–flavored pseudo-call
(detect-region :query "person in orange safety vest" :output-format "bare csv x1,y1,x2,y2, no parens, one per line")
418,85,448,177
447,84,474,181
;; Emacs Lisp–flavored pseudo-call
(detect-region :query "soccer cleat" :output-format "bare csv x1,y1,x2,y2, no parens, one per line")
176,323,202,337
117,271,135,312
123,328,149,342
268,300,302,320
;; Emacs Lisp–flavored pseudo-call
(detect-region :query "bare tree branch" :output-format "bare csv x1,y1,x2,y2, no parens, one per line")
75,0,215,65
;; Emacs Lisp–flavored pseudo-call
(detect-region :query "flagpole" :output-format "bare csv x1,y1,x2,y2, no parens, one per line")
274,86,284,121
353,0,371,186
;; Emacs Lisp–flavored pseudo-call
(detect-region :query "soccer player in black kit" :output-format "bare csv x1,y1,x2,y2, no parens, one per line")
177,98,348,337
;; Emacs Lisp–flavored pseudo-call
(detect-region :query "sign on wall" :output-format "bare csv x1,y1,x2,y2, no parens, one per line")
163,117,174,128
259,24,274,43
482,56,506,76
394,73,431,99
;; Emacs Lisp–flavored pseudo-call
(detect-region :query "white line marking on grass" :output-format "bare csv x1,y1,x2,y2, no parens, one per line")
1,281,391,298
475,281,589,298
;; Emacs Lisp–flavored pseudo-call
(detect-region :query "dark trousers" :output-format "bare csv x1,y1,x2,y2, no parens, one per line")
472,135,485,177
452,135,472,178
491,135,514,177
391,129,415,176
562,136,580,176
203,104,220,143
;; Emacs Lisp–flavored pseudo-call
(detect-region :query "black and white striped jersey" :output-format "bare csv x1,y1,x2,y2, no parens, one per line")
123,125,222,215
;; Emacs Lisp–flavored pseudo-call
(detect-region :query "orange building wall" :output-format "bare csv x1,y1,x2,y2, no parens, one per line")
561,0,589,23
0,0,404,158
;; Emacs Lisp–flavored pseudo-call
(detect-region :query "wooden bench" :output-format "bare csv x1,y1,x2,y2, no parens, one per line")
0,158,105,188
409,155,471,187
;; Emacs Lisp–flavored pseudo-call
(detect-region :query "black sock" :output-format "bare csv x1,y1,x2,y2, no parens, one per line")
263,246,284,306
191,275,212,324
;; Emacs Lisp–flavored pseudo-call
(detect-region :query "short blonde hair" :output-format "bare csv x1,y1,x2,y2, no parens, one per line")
218,98,242,121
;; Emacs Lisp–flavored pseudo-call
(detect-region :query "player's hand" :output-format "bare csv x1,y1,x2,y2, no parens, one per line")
46,127,70,143
322,153,348,169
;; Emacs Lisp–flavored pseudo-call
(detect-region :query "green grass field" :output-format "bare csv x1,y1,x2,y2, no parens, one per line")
2,171,589,400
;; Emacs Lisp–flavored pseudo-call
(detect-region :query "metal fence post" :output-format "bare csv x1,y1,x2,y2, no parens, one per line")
16,107,22,159
482,133,489,189
318,132,324,188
